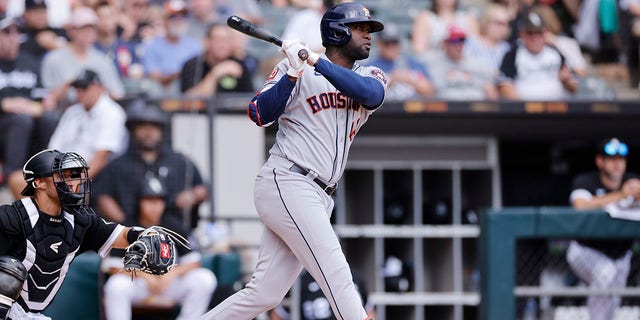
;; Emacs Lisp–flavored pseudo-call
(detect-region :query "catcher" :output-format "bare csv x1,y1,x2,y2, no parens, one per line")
0,149,182,320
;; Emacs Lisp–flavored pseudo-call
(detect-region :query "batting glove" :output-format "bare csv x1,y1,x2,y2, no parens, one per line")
283,40,320,67
287,63,305,78
282,40,307,78
282,40,305,67
304,48,320,67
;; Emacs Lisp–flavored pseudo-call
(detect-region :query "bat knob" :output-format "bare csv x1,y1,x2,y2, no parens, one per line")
298,49,309,61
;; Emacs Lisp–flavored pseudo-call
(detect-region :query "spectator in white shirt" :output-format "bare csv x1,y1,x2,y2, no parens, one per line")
534,5,588,77
497,10,578,100
47,69,128,179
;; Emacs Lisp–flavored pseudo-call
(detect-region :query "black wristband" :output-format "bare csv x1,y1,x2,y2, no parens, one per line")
126,227,145,244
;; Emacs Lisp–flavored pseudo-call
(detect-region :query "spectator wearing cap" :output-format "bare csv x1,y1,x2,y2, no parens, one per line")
101,174,216,320
47,69,128,180
533,5,588,77
567,137,640,320
0,15,58,200
19,0,67,66
5,0,72,28
367,22,434,101
180,22,254,96
143,0,202,95
424,25,498,100
93,99,208,229
41,6,125,107
497,10,578,100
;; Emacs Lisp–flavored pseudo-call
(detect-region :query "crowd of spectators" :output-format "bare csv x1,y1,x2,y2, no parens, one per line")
0,0,631,103
271,0,633,102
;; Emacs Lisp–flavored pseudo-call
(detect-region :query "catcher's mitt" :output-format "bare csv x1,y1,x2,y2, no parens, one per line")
122,226,190,276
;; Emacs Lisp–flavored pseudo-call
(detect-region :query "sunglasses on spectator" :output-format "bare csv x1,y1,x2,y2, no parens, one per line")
603,139,629,157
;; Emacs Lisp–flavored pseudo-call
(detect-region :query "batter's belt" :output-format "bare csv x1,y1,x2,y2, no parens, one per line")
289,163,337,196
270,156,337,196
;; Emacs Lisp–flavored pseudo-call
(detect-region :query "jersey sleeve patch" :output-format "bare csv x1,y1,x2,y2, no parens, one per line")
267,67,279,82
370,68,388,86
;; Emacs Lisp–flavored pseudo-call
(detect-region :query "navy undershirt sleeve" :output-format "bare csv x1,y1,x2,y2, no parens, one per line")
254,75,296,123
314,58,385,109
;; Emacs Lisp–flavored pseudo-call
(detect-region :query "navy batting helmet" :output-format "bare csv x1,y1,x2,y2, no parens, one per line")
320,2,384,46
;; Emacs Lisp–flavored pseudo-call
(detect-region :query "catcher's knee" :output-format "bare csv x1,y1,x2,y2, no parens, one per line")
0,256,27,319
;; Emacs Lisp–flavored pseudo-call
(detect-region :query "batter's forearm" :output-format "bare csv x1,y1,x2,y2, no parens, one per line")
249,75,295,125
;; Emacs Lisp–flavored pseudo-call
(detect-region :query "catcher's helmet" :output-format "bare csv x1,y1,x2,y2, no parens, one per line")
21,149,91,212
320,2,384,46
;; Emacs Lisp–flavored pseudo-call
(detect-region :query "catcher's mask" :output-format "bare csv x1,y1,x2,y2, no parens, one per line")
22,149,92,213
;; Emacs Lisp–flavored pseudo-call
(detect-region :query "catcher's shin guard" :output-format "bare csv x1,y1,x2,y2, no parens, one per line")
0,256,27,319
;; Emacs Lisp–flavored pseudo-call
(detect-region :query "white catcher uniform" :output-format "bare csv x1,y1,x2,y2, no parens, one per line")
202,53,387,320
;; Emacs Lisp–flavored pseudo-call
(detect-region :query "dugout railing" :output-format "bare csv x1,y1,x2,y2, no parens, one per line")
480,207,640,320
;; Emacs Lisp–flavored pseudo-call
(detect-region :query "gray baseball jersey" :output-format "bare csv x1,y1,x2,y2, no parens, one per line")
267,56,385,185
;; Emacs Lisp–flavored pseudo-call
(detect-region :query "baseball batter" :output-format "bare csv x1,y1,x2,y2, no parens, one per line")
202,3,386,320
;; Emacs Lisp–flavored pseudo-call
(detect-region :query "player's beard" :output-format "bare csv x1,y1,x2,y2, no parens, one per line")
343,41,370,61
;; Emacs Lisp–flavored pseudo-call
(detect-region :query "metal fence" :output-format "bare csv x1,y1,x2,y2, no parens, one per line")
516,239,640,320
481,208,640,320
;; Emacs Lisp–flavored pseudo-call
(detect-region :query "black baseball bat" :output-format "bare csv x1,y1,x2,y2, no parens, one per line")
227,15,309,61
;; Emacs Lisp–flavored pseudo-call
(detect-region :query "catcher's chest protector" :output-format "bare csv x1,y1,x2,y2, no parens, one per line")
11,198,89,312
